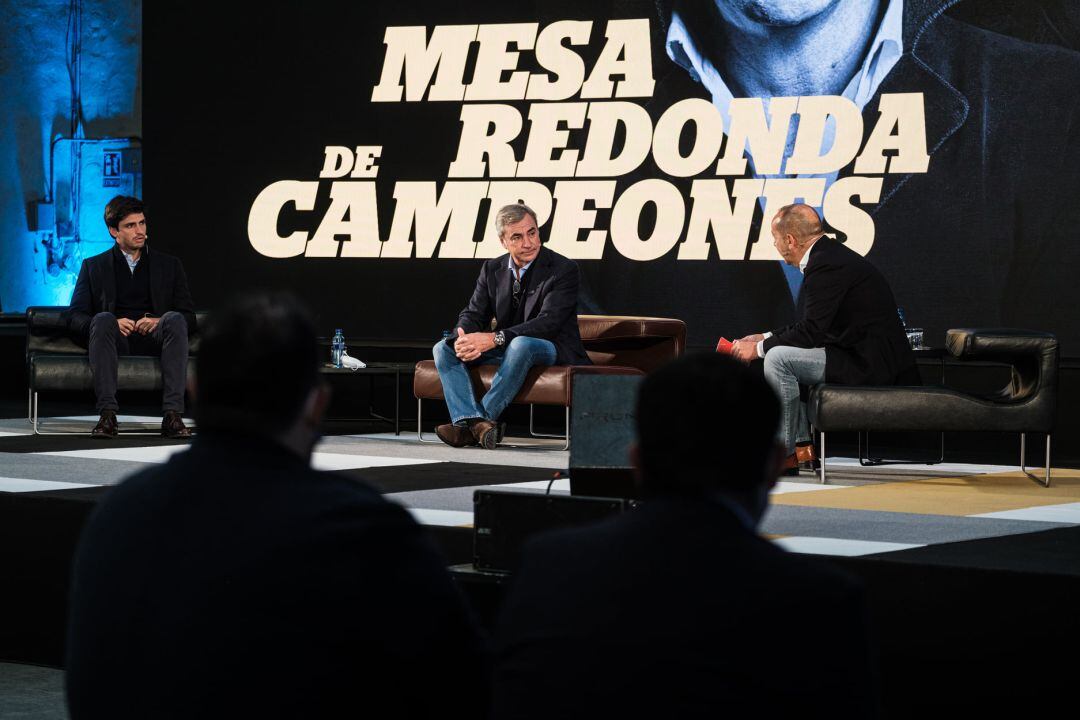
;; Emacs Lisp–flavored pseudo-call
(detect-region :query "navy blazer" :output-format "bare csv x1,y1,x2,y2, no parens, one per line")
453,245,591,365
68,244,196,338
763,237,916,385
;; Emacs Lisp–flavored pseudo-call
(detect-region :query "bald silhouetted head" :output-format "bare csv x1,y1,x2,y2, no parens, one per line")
771,204,825,266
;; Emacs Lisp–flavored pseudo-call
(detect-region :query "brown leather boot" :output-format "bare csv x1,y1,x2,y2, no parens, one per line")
470,419,499,450
91,411,118,439
162,411,192,439
435,422,478,448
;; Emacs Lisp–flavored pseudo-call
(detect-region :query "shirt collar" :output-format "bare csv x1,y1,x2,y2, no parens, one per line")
116,245,141,273
666,0,904,118
799,237,822,274
508,256,533,275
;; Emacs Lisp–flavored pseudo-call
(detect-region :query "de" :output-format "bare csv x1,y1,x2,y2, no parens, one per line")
320,146,383,178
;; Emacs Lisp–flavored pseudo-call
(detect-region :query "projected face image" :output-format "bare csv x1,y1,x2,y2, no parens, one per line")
109,212,147,254
712,0,841,28
500,215,541,268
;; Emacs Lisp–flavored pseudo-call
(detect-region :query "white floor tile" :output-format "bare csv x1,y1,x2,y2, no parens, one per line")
771,480,850,494
972,502,1080,524
494,478,572,492
0,477,103,492
773,536,923,557
406,508,474,527
38,446,439,471
310,453,439,471
40,446,189,464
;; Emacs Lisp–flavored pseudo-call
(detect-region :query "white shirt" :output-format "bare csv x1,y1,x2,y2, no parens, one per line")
756,238,821,357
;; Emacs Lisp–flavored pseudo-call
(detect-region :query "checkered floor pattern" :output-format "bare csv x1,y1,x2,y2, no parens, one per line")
2,417,1077,558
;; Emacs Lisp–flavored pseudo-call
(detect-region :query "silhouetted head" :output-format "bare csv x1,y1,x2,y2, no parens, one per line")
193,293,327,452
633,352,782,521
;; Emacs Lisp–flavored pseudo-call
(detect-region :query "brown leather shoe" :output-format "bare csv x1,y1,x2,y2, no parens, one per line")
795,443,818,465
91,411,118,439
435,422,478,448
471,419,499,450
162,411,192,439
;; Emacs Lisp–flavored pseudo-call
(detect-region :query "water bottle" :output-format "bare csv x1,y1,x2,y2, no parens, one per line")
331,329,345,368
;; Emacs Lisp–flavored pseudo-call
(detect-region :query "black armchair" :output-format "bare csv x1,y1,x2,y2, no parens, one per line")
808,329,1058,486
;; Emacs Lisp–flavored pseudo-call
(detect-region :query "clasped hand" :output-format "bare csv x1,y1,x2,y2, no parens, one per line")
731,333,765,363
117,316,160,337
453,327,495,362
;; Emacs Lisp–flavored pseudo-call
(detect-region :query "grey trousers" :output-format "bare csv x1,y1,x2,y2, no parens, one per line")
88,311,189,413
762,345,827,455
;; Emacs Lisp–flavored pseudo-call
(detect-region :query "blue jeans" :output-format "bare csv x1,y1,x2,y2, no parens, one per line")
762,345,827,455
432,336,557,423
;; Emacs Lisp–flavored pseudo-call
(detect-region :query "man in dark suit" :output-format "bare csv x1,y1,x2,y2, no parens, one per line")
68,195,196,438
65,293,488,719
432,203,590,449
733,204,915,471
492,353,876,719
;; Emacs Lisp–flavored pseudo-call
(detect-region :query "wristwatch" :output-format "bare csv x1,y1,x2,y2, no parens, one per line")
493,330,506,347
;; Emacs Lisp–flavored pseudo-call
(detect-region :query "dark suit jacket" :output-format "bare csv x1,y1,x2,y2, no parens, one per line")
492,496,876,719
68,244,196,338
763,238,916,385
65,433,488,719
453,245,591,365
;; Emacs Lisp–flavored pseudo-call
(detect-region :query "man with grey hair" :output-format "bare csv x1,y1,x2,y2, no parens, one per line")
432,203,590,448
732,204,915,473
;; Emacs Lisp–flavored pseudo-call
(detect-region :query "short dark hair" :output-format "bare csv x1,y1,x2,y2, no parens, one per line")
104,196,145,230
194,293,320,435
635,353,780,495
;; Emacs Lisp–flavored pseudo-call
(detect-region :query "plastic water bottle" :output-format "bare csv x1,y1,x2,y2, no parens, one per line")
331,329,345,368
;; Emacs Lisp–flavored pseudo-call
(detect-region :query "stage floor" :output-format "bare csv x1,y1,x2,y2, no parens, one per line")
2,415,1079,560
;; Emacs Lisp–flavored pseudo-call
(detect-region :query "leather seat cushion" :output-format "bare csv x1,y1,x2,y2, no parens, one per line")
809,384,1054,434
30,355,197,393
413,360,643,406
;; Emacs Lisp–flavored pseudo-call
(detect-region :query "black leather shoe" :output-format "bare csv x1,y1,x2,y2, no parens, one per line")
471,419,499,450
91,411,118,439
436,422,478,448
162,411,192,439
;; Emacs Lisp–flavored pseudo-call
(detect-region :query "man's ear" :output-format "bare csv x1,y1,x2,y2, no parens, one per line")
108,227,118,240
304,382,332,427
629,442,646,490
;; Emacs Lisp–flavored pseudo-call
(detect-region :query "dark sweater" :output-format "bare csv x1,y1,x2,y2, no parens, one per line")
112,247,152,321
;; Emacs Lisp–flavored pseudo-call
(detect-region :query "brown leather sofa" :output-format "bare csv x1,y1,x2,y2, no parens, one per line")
413,315,686,447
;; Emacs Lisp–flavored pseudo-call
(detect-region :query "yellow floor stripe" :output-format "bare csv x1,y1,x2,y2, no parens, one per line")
771,469,1080,516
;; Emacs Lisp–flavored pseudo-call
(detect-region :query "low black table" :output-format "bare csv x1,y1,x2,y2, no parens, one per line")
318,361,415,435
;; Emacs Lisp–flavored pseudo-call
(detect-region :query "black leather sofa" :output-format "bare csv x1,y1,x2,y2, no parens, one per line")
26,306,206,434
809,329,1058,486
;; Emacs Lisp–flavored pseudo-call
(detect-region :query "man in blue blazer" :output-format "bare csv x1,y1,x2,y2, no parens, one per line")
432,203,590,449
68,195,196,438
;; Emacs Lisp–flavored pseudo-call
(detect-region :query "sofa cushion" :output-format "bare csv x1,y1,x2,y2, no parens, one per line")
413,361,644,406
29,355,198,393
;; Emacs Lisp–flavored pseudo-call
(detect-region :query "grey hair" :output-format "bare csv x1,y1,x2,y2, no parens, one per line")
494,203,538,239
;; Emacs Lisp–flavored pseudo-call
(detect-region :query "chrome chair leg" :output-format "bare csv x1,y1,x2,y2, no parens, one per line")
416,398,440,444
1020,432,1027,474
1045,435,1052,488
819,431,827,485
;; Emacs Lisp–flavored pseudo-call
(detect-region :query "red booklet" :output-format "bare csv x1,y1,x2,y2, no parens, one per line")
716,337,734,354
